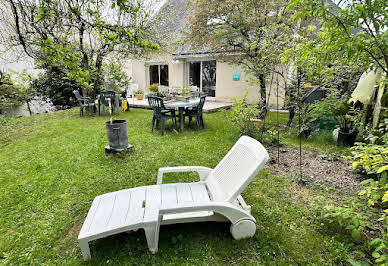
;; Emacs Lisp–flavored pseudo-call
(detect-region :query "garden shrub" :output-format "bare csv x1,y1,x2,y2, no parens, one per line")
0,71,34,110
308,97,345,123
312,195,388,265
343,125,388,265
298,89,353,134
147,83,159,93
262,127,283,146
368,237,388,265
102,61,131,93
364,119,388,145
33,67,80,108
359,174,388,207
228,91,260,138
346,144,388,176
313,197,368,241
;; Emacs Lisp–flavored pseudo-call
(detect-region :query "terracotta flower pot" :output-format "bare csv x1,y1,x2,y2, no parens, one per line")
135,94,144,100
250,118,262,126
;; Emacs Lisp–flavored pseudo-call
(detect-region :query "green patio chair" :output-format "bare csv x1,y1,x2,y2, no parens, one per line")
147,96,176,136
100,91,116,115
185,95,206,129
73,90,96,117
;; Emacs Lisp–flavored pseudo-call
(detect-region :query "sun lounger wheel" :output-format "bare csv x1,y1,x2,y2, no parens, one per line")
230,219,256,240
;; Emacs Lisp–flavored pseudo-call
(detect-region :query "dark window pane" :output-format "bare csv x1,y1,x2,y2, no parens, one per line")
149,65,159,85
202,61,216,97
189,62,201,88
160,65,169,86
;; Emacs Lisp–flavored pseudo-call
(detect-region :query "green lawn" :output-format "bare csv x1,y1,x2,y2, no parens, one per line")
0,108,358,264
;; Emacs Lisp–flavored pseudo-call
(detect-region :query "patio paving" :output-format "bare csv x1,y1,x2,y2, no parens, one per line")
127,97,232,113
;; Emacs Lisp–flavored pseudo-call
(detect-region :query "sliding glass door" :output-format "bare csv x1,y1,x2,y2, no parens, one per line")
188,60,216,97
202,61,216,97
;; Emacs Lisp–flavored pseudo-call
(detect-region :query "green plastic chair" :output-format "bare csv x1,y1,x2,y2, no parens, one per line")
99,91,116,115
147,96,176,136
73,90,96,116
185,95,206,129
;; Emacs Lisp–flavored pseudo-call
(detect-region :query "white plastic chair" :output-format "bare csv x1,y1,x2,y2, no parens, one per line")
190,86,200,93
78,136,269,260
158,85,169,94
127,83,139,104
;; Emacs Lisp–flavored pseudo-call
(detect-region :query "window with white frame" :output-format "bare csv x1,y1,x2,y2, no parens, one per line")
149,64,169,86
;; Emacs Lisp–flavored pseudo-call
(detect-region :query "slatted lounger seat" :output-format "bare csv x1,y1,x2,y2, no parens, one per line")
78,136,269,260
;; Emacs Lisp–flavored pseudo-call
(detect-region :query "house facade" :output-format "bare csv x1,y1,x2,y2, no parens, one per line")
126,51,287,107
125,0,287,107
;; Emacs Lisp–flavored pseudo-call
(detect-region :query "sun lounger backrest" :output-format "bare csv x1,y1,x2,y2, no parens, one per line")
206,136,269,202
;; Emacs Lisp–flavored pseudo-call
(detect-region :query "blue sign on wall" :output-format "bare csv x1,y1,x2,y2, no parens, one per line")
232,73,241,81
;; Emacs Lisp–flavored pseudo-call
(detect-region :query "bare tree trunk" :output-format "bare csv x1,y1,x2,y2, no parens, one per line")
92,53,105,98
258,74,268,119
26,101,32,116
287,106,295,127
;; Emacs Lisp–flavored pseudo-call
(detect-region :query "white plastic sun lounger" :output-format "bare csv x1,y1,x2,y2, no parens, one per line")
78,136,269,260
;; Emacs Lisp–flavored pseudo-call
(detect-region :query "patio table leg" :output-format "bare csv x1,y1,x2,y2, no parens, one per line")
179,107,184,132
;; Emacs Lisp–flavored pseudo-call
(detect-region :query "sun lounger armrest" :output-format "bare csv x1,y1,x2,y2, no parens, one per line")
157,166,212,184
159,202,255,224
237,195,251,212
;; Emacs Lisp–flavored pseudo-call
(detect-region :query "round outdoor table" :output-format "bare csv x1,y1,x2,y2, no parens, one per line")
164,98,200,132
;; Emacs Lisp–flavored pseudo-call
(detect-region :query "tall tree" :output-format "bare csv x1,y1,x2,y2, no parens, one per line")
283,0,387,128
185,0,294,112
2,0,158,96
287,0,388,76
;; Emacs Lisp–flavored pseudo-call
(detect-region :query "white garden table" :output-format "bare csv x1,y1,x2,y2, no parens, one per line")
164,98,200,132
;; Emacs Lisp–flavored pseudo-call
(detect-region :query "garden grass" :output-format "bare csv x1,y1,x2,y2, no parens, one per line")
264,111,348,155
0,108,358,264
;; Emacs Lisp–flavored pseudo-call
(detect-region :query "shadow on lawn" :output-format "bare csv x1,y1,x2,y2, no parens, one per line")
91,222,257,264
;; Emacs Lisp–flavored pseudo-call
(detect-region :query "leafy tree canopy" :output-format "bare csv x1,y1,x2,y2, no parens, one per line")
3,0,159,96
285,0,388,76
186,0,295,107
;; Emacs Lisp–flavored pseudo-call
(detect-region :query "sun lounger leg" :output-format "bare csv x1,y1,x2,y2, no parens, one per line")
79,239,91,261
144,223,160,254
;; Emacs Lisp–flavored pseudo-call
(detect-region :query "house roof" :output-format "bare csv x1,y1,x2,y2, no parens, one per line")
151,0,192,51
156,0,354,57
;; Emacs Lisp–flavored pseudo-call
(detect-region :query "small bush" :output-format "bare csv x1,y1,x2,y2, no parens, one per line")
262,127,283,146
359,174,388,207
314,197,368,241
103,61,131,93
345,144,388,176
147,83,159,93
368,237,388,265
33,67,80,107
228,91,261,138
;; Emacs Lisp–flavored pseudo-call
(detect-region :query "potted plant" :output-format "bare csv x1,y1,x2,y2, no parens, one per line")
333,103,359,146
134,89,144,100
176,87,191,102
147,83,159,94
